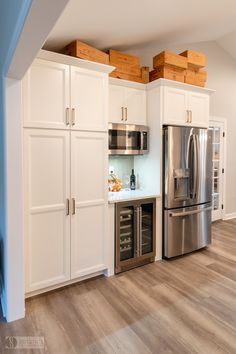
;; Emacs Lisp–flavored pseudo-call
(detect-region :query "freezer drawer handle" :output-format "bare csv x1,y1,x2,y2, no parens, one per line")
170,206,212,217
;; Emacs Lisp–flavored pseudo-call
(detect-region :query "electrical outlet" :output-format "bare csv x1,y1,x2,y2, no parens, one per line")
109,166,114,174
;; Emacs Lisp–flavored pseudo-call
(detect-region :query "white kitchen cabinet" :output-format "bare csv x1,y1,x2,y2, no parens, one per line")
70,131,108,278
188,91,209,128
24,51,113,295
24,129,109,294
109,80,146,125
23,59,108,132
24,129,71,292
23,59,70,129
162,85,210,128
163,87,188,126
71,67,108,131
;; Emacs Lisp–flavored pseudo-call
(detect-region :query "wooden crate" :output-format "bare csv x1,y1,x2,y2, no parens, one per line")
153,51,188,70
110,62,141,76
63,40,109,65
109,49,140,68
185,68,207,87
141,67,149,84
180,50,206,69
109,66,149,84
149,65,185,83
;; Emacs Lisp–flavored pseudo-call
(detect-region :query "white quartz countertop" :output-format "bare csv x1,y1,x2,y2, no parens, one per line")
108,190,161,203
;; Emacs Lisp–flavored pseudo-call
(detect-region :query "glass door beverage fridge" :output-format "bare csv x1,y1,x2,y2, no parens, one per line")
115,198,156,274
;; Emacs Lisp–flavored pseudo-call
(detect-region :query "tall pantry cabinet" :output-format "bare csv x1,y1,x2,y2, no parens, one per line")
23,53,113,294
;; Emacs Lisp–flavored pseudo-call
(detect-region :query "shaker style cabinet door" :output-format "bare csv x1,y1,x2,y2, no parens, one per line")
24,129,71,293
109,84,125,123
109,84,147,125
188,91,209,128
70,131,108,279
71,67,108,131
23,59,70,129
124,87,146,125
162,86,189,126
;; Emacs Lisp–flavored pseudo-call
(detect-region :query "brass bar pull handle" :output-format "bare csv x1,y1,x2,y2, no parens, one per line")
72,108,75,126
121,107,124,121
72,198,76,215
125,107,128,121
190,110,193,123
66,199,70,215
186,110,190,123
66,108,70,125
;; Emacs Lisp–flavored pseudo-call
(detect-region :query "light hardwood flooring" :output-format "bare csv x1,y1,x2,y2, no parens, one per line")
1,219,236,353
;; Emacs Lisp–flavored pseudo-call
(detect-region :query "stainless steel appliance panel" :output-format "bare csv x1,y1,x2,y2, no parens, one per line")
109,123,149,155
164,203,212,258
115,198,156,274
164,126,212,209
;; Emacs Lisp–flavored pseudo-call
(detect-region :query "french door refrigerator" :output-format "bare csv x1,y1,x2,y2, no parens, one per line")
163,126,212,258
115,199,156,273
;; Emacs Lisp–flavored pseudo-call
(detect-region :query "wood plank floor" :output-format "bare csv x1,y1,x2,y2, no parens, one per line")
1,219,236,353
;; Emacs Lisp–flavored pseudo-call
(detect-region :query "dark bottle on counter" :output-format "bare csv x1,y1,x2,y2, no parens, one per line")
130,169,136,190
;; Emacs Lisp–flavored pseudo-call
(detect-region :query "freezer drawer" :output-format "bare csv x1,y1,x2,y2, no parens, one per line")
164,203,212,258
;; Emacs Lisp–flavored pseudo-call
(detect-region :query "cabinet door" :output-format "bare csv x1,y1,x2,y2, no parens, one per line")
163,87,188,125
125,87,147,125
71,67,108,131
188,92,209,128
115,204,137,274
71,131,108,279
24,129,70,293
109,84,125,123
23,59,70,129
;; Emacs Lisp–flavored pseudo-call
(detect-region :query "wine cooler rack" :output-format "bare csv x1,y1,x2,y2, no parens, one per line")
115,198,156,274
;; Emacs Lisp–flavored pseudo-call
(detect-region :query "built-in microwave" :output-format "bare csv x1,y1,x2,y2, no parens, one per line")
108,123,149,155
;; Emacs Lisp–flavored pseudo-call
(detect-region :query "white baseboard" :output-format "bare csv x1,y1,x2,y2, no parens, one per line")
223,212,236,220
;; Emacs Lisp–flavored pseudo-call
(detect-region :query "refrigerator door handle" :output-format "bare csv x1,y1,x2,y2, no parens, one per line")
170,206,212,217
192,134,198,199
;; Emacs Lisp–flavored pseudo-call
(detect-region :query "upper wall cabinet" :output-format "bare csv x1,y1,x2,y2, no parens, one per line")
147,79,214,129
23,59,70,130
23,58,109,132
163,86,209,128
71,67,108,131
109,79,146,125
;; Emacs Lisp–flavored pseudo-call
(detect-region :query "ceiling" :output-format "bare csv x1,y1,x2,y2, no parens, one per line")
44,0,236,53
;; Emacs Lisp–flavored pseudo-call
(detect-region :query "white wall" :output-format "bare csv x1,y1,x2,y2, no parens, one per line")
0,0,32,321
127,40,236,215
0,0,70,322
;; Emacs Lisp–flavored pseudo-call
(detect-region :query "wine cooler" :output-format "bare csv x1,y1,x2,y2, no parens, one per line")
115,198,156,274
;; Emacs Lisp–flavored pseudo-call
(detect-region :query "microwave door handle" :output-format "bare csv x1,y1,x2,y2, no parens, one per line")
140,131,144,151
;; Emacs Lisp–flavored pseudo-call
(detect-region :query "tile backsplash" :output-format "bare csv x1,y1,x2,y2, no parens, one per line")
109,156,142,190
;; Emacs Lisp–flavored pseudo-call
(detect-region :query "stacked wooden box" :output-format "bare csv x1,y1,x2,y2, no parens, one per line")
149,50,207,87
108,49,149,84
150,51,187,83
180,50,207,87
63,40,109,65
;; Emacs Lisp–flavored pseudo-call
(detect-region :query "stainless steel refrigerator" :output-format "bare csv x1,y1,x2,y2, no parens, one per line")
163,126,212,258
